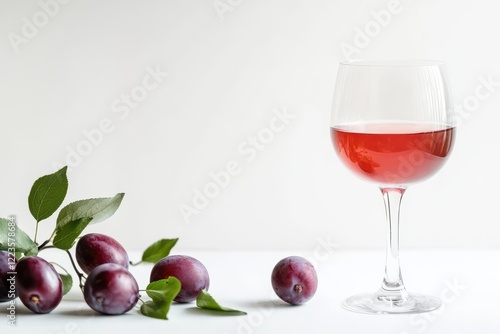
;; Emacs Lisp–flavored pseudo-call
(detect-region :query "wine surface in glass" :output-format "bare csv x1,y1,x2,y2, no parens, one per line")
331,122,455,185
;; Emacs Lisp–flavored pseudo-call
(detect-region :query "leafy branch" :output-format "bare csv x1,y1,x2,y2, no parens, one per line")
0,167,125,294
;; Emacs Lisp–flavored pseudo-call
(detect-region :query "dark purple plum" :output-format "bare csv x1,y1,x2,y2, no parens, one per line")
150,255,209,303
16,256,63,313
271,256,318,305
76,233,129,275
0,251,17,302
84,263,139,315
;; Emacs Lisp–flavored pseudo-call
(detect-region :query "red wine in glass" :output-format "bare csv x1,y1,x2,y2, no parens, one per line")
331,122,455,185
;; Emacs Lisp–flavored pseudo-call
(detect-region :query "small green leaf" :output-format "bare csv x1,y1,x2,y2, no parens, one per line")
141,238,178,264
28,166,68,222
140,277,181,320
0,218,38,256
60,272,73,295
52,217,93,250
196,290,247,315
56,193,124,230
145,277,181,304
140,300,170,320
51,262,73,295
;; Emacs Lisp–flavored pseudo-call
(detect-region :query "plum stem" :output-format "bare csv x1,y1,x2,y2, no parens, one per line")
129,260,143,266
39,245,86,290
37,239,51,250
64,250,86,291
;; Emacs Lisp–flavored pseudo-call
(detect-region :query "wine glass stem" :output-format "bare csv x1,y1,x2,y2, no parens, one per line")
378,187,409,301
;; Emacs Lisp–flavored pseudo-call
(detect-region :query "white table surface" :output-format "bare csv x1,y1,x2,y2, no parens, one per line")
2,248,500,334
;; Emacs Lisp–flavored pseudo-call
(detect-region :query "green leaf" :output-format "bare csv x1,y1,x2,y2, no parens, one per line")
60,272,73,295
140,277,181,320
141,238,178,264
56,193,124,230
0,218,38,256
51,262,73,295
140,299,172,320
28,166,68,222
196,290,247,315
52,217,93,250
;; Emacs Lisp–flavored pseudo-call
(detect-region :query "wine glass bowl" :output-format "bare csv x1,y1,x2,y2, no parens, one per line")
330,60,455,314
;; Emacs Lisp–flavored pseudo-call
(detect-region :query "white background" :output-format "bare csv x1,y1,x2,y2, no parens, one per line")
1,0,499,253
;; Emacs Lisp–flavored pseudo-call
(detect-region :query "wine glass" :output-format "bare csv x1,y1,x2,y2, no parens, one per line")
330,60,455,314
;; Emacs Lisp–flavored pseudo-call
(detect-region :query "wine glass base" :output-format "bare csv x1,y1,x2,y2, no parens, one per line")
343,292,441,314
